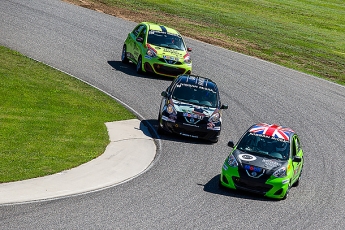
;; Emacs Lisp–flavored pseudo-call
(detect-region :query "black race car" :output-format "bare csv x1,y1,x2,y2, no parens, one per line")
157,74,228,143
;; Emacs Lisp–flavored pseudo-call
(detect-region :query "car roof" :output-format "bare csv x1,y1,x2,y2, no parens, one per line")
142,22,180,35
248,123,295,141
174,74,218,90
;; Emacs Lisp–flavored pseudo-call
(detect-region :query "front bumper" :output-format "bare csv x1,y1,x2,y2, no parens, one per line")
220,164,289,200
160,118,220,142
143,57,192,77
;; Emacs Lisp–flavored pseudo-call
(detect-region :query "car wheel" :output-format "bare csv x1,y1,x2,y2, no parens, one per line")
157,113,165,135
210,138,219,144
218,179,224,189
282,181,291,200
121,45,129,64
136,55,143,74
293,167,303,187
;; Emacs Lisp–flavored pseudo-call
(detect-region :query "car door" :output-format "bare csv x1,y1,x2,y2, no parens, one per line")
291,135,303,182
127,24,145,58
133,25,147,61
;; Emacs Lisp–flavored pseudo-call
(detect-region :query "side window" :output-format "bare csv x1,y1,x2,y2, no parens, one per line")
132,25,144,37
295,136,301,153
292,136,297,156
138,27,147,40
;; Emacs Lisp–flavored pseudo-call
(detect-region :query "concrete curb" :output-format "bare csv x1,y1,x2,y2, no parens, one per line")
0,119,156,205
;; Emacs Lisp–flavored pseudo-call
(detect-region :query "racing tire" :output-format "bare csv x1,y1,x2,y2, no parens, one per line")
157,113,166,135
121,45,129,64
218,179,224,189
210,138,219,144
293,167,303,187
136,55,143,74
282,181,291,200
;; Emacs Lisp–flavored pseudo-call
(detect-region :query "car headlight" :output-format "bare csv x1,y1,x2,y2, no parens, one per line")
209,112,220,123
166,104,176,114
227,154,238,167
146,48,157,57
273,167,287,178
184,53,191,64
146,44,157,57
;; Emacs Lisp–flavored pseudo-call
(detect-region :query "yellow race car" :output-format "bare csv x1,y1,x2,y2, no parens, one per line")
121,22,192,77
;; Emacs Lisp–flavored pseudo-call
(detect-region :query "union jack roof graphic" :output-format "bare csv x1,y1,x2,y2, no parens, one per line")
249,123,294,141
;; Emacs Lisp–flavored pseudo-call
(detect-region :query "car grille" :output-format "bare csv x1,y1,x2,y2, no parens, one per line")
233,177,273,194
153,64,187,76
157,58,183,65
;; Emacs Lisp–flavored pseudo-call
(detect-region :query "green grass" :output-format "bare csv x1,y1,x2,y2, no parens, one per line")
0,46,136,183
91,0,345,85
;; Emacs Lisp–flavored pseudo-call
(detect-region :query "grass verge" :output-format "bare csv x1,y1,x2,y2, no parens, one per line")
65,0,345,85
0,46,136,183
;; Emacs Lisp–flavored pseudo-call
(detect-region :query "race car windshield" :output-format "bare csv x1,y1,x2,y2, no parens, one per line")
172,84,218,107
147,31,185,51
237,133,290,160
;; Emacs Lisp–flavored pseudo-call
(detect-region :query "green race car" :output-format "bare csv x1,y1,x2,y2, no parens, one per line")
220,123,304,200
121,22,192,77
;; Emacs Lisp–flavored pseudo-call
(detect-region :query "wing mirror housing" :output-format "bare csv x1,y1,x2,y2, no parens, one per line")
221,104,228,109
293,156,302,162
228,141,235,148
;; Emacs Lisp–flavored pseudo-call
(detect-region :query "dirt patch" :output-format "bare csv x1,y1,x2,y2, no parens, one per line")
62,0,249,53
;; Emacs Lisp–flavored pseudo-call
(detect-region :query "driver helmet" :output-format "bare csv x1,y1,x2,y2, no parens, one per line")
276,141,287,152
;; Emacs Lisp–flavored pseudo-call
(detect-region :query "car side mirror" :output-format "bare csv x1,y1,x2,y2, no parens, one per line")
293,156,302,162
187,47,192,52
136,37,144,43
161,91,168,97
221,104,228,109
228,141,235,148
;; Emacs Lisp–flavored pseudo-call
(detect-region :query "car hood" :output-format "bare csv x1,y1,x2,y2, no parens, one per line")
233,149,286,172
172,99,216,117
153,46,187,60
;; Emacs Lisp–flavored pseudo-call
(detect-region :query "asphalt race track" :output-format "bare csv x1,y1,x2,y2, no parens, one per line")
1,0,345,229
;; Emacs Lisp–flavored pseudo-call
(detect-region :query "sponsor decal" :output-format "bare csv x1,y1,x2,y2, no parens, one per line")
183,112,204,120
169,114,177,120
294,165,301,174
207,122,214,129
182,123,199,127
262,159,281,168
238,154,257,162
282,179,289,184
163,48,179,55
244,164,262,173
244,164,265,178
163,55,179,61
176,83,217,94
207,122,220,130
180,133,198,138
162,115,176,123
